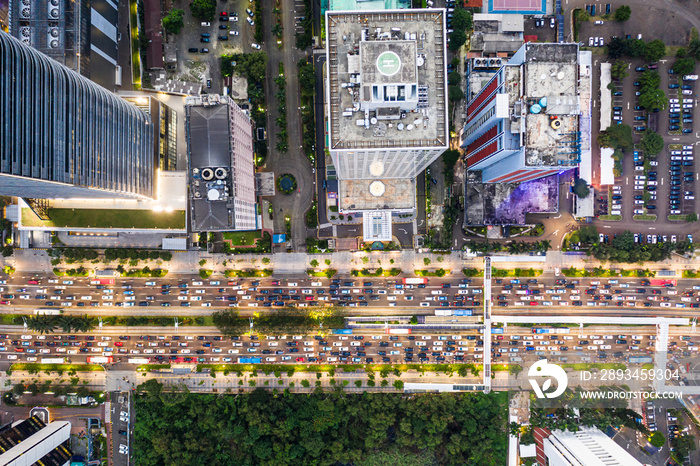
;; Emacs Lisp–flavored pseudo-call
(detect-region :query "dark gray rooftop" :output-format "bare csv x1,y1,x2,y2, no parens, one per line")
187,104,230,168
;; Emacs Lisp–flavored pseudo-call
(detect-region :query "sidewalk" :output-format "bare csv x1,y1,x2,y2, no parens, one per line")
4,248,698,277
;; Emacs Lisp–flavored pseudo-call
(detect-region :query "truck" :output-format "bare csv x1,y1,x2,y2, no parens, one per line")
454,309,474,316
87,356,113,364
629,356,653,364
332,329,353,334
41,357,65,364
403,278,428,285
238,357,262,364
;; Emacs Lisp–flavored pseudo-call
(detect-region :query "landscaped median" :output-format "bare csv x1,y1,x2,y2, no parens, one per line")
598,214,622,221
137,362,522,377
10,363,105,372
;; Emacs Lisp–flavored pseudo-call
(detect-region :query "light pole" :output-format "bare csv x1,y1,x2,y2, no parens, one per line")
22,317,27,334
98,318,103,334
174,318,179,334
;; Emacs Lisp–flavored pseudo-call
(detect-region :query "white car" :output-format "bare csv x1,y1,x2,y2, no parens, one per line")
251,43,261,50
229,30,239,36
247,17,254,26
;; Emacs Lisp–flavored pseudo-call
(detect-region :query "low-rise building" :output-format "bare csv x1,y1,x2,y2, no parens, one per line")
185,94,258,232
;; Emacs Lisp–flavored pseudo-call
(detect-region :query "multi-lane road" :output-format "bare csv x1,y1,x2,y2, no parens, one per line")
2,274,700,315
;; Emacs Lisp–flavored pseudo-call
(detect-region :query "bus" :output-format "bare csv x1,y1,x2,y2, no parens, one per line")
90,279,115,285
533,327,571,334
385,328,411,334
127,358,150,364
87,356,113,364
41,358,65,364
34,308,63,315
403,278,428,285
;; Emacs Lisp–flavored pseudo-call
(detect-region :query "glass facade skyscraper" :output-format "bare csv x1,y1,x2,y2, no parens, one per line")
0,31,154,199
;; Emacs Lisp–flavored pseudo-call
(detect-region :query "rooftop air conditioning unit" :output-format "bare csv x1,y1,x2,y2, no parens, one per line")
20,5,31,19
214,167,228,179
201,168,214,181
49,0,60,19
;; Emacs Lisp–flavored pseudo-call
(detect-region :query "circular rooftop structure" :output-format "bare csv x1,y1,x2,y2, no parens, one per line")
376,51,401,76
369,180,386,197
369,160,385,177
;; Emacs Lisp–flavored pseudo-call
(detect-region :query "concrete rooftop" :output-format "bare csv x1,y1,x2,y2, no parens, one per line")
338,178,415,211
326,9,448,150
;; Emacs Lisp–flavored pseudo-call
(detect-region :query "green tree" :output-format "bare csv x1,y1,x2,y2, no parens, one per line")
613,5,631,22
673,57,696,76
578,225,599,244
452,7,472,31
310,259,319,268
162,9,185,34
638,88,668,111
643,39,666,63
572,178,590,198
649,431,665,448
676,48,687,58
610,60,629,81
597,124,633,152
607,37,626,59
299,63,315,97
689,38,700,60
189,0,216,21
448,85,464,102
27,315,57,334
638,70,660,90
448,71,461,85
448,29,467,51
671,434,697,459
12,383,25,396
639,130,664,156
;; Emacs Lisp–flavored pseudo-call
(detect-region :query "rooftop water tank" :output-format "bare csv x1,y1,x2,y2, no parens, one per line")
530,104,542,114
539,97,547,107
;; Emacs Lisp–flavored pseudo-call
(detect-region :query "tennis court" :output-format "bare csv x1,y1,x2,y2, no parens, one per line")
489,0,546,14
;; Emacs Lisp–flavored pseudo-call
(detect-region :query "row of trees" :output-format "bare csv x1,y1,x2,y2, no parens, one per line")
134,380,509,465
49,248,173,262
577,227,696,263
637,69,668,111
213,307,347,336
607,37,666,63
466,240,551,254
26,315,95,334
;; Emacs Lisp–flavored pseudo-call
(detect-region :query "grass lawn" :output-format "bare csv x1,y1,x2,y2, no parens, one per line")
129,0,141,88
22,208,185,229
11,363,105,372
223,230,261,246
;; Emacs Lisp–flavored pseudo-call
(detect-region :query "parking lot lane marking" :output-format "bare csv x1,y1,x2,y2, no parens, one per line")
649,227,656,230
627,102,630,110
604,225,611,229
673,138,680,140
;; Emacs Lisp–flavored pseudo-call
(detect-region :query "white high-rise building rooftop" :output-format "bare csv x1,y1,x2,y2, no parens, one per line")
325,9,448,239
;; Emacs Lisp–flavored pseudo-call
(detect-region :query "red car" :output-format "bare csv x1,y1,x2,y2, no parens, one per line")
295,357,304,362
0,301,9,305
14,348,23,353
114,342,123,347
220,11,228,15
529,301,538,306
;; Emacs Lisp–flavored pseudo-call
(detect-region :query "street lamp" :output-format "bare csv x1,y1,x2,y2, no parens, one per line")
98,318,103,334
22,317,27,334
174,318,179,334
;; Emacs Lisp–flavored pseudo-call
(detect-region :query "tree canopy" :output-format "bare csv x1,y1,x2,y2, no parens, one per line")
673,57,696,76
134,382,509,465
613,5,631,22
298,62,315,97
639,130,664,156
452,7,473,31
449,29,467,51
690,39,700,60
597,124,633,152
638,88,668,111
610,60,629,81
643,39,666,63
162,9,184,35
189,0,216,21
638,70,660,90
449,85,464,102
649,431,665,448
572,178,590,198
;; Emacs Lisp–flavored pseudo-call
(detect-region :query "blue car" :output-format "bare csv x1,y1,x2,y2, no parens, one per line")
669,125,680,130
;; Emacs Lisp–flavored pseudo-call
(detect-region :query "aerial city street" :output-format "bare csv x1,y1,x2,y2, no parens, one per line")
1,0,700,463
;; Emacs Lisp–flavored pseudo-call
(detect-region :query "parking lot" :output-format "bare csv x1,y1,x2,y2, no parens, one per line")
171,0,256,94
110,391,132,465
602,55,698,238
